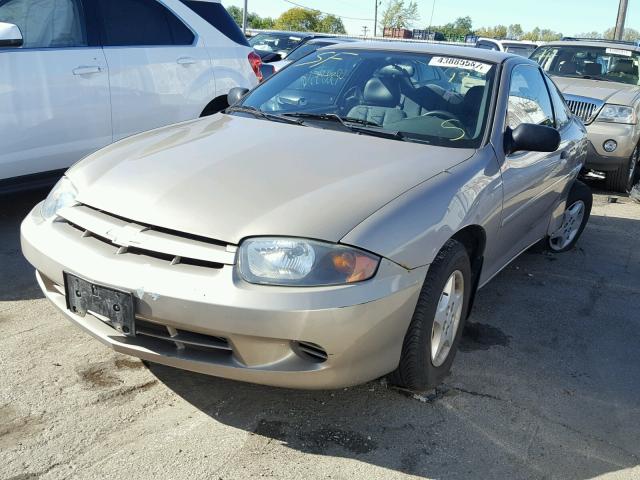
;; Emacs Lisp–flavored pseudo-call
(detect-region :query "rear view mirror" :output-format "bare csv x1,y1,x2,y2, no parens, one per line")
506,123,560,154
259,64,275,81
227,87,250,107
0,22,23,48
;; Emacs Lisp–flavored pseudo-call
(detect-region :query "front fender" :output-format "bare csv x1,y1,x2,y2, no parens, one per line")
341,146,503,271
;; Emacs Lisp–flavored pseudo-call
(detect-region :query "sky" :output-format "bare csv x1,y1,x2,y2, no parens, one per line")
222,0,639,37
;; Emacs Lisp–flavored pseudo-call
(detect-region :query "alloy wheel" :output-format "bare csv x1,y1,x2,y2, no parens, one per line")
549,200,586,251
430,270,465,367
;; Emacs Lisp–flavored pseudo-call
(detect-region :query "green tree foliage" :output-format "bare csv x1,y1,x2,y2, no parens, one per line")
476,24,507,39
507,24,524,40
603,27,640,41
380,0,420,29
319,14,347,34
226,6,275,30
270,7,346,34
432,16,473,41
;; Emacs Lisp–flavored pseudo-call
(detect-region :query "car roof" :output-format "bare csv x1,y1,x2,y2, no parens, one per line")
305,37,359,45
478,38,538,46
543,39,640,52
254,30,332,39
318,40,523,64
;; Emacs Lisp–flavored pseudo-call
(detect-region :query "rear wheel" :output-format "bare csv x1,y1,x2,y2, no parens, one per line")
605,145,638,193
547,180,592,253
390,239,471,391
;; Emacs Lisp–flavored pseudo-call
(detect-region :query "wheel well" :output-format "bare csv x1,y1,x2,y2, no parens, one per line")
451,225,486,318
201,95,229,117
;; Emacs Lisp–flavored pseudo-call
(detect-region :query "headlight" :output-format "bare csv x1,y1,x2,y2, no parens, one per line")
41,177,78,220
596,104,636,124
237,237,380,286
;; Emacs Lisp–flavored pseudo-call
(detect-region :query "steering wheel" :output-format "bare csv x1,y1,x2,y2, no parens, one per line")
342,85,363,111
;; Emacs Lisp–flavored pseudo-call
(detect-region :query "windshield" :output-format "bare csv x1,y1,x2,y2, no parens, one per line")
237,50,497,148
286,41,336,63
249,32,303,54
503,44,537,57
532,45,640,85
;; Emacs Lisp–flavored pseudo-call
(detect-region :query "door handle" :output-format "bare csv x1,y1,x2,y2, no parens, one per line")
73,65,102,75
177,57,196,66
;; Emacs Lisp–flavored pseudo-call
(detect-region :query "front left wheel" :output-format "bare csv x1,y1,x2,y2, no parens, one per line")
390,239,471,391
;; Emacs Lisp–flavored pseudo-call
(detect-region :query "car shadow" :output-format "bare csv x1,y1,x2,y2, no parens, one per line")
0,189,48,301
148,210,640,479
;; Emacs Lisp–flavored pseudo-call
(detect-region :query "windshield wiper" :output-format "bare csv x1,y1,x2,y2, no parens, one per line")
226,106,304,125
282,112,433,143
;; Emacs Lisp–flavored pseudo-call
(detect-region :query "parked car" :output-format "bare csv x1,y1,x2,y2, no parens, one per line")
532,39,640,192
269,37,358,72
248,30,331,63
22,42,591,391
0,0,261,192
476,38,539,57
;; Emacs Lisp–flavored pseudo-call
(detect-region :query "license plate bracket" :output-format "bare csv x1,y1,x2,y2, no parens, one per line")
64,272,136,336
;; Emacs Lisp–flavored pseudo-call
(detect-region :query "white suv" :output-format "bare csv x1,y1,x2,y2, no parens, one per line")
0,0,260,191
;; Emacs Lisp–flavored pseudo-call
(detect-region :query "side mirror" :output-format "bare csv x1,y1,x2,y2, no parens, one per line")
506,123,560,154
262,52,282,63
259,64,275,81
0,22,23,48
227,87,250,107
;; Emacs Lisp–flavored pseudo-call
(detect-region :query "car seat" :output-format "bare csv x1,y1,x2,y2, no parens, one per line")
347,77,407,126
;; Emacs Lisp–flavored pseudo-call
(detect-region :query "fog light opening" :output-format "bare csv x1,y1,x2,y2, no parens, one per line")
292,341,328,363
603,140,618,153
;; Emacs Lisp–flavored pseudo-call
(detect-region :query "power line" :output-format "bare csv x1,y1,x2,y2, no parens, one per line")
282,0,375,22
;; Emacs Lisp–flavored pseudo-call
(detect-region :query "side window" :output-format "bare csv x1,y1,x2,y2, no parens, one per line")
97,0,194,47
544,76,570,128
507,65,554,129
0,0,86,48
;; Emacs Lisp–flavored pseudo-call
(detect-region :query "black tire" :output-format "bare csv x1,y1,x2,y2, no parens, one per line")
605,146,638,193
546,180,592,253
390,239,471,391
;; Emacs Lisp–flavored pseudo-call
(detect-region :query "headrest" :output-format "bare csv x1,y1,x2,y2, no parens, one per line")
364,77,401,107
583,63,603,76
611,59,636,74
377,63,415,77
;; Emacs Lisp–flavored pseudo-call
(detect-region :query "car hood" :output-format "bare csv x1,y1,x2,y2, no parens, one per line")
552,76,640,104
68,114,474,245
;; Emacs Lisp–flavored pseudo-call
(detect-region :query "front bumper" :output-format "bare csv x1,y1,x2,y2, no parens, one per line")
21,204,425,389
584,122,638,171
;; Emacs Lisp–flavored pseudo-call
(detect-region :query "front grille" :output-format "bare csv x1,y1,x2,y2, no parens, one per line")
563,94,604,124
135,317,232,353
58,204,236,269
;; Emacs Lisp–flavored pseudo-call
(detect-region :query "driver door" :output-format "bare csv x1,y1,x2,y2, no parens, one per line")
495,64,568,266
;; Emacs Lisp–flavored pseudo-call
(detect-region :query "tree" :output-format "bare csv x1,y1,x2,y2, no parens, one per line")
576,31,602,39
508,24,523,40
433,16,473,41
539,29,563,41
226,6,275,30
272,8,346,34
522,27,541,41
319,14,346,34
604,27,640,41
380,0,420,30
475,24,507,39
274,8,318,31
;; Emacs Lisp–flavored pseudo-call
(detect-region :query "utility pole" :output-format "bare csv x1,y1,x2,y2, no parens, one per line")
242,0,248,35
428,0,436,32
374,0,378,37
614,0,629,41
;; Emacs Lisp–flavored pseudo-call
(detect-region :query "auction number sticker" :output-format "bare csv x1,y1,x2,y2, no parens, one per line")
429,56,492,74
606,48,632,57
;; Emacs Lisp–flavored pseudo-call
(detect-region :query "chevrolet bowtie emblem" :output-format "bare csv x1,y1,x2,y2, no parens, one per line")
106,224,147,247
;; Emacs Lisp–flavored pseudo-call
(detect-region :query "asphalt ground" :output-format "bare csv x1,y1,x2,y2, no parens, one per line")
1,184,639,480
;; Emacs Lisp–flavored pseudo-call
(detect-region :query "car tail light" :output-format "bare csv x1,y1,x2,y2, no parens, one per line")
248,51,263,82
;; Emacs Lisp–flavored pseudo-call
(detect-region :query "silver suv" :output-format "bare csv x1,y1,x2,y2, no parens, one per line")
532,39,640,192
